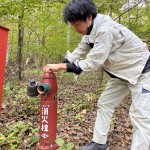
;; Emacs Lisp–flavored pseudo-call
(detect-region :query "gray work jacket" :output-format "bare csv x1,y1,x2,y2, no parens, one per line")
66,14,150,84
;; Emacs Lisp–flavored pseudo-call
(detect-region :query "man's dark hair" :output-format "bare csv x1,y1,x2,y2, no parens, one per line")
63,0,97,23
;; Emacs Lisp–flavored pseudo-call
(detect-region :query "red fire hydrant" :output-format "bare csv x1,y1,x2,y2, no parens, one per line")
27,72,59,150
0,25,9,115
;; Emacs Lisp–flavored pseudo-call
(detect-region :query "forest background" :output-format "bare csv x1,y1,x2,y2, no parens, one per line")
0,0,150,150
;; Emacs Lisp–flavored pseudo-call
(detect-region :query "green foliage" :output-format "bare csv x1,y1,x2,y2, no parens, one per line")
64,94,93,112
0,121,39,149
0,0,71,64
95,0,124,14
75,113,85,121
26,135,39,148
3,79,40,116
56,138,74,150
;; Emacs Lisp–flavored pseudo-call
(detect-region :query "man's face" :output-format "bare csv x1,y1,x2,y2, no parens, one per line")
70,15,92,35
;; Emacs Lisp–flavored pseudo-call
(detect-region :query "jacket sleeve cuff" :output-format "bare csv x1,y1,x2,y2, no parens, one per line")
62,58,70,63
66,63,83,75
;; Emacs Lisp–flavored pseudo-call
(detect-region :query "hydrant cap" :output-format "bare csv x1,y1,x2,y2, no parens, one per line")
27,79,39,97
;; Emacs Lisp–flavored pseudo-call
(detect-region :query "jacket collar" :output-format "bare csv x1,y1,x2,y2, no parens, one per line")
89,14,112,43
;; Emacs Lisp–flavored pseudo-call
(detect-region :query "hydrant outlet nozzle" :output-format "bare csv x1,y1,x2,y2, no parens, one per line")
37,83,51,94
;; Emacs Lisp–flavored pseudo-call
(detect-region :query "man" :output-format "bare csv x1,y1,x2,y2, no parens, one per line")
44,0,150,150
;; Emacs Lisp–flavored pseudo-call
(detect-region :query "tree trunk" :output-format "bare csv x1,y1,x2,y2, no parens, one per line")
109,6,113,17
16,13,24,80
118,8,121,24
128,0,131,27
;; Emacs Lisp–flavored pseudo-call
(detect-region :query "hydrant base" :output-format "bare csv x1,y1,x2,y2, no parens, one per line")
36,143,59,150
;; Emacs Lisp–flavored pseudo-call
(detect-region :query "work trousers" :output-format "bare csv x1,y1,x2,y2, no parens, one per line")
93,71,150,150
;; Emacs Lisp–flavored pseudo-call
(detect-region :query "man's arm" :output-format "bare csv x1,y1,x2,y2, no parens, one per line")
43,63,82,75
43,63,67,72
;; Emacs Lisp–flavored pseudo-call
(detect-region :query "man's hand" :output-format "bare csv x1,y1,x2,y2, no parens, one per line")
43,63,67,73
